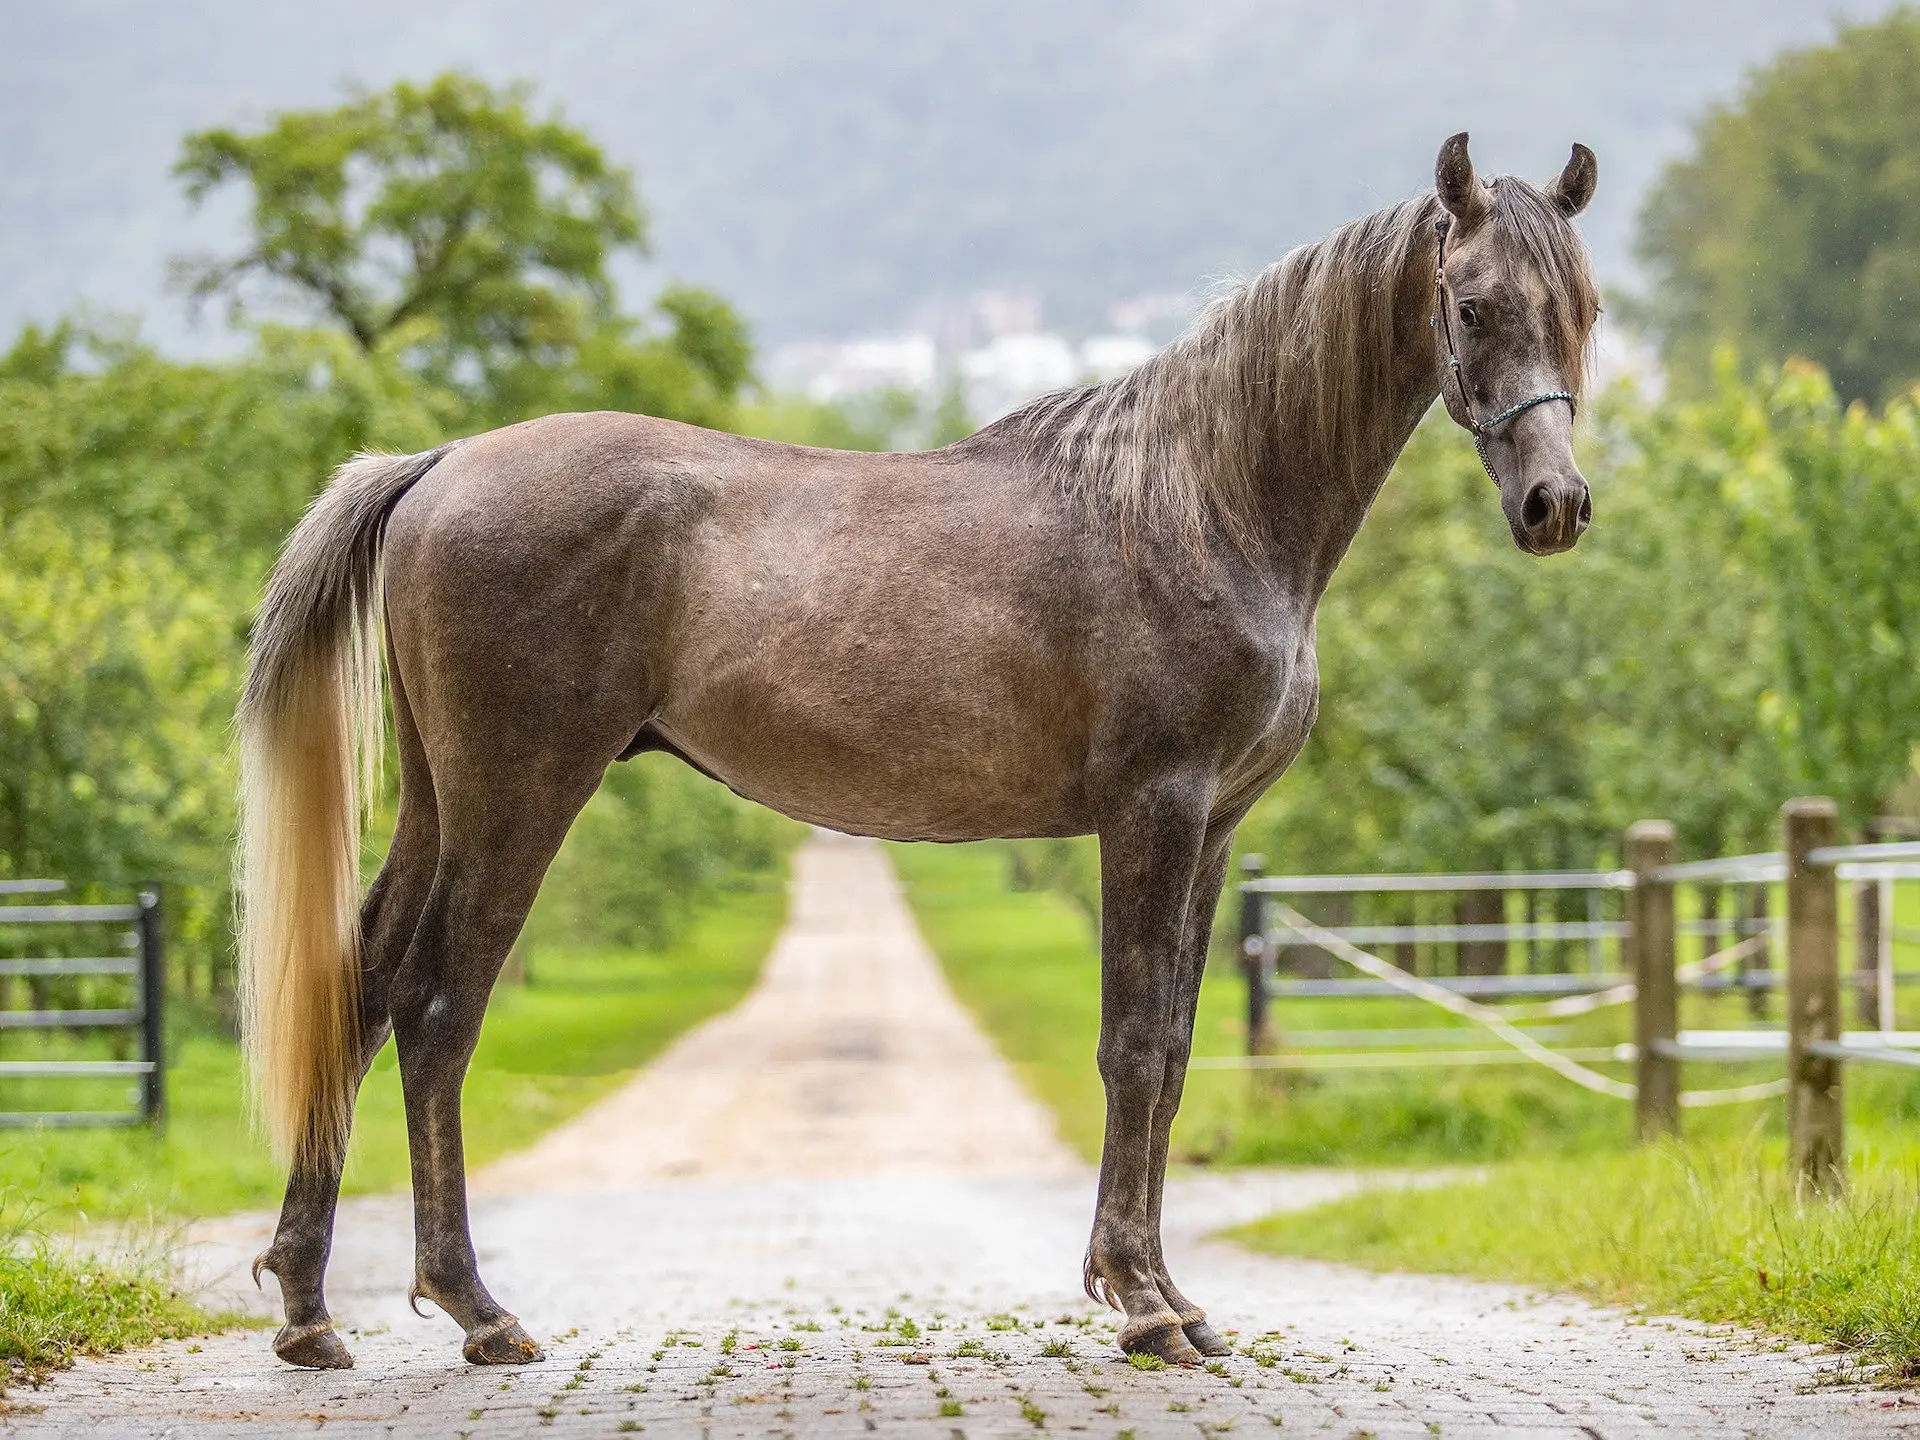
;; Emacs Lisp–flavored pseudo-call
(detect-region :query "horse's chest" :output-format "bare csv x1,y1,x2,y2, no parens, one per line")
1214,624,1321,795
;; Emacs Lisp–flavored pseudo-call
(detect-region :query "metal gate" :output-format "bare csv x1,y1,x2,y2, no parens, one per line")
0,879,165,1127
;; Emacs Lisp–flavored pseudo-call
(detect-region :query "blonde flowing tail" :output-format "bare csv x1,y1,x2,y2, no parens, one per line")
237,445,452,1168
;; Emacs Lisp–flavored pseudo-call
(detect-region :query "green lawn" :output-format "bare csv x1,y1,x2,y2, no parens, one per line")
1234,1138,1920,1381
0,881,789,1223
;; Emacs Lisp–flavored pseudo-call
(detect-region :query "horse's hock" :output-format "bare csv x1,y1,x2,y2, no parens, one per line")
478,829,1075,1191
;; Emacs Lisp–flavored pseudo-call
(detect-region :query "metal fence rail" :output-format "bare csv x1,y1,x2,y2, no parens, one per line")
1234,801,1920,1191
0,886,164,1128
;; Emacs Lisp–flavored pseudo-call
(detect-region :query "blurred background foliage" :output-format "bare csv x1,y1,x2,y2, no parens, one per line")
1635,8,1920,405
0,76,828,1026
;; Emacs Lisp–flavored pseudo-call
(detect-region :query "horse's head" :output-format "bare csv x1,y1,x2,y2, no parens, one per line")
1431,133,1601,556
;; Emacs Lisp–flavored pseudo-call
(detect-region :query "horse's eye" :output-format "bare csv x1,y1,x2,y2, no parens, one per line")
1458,300,1480,328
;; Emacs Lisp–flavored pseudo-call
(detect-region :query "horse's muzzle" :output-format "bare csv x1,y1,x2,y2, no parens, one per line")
1517,476,1590,554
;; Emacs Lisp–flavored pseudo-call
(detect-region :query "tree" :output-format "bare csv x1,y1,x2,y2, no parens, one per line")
1635,9,1920,404
1727,359,1920,826
173,73,750,423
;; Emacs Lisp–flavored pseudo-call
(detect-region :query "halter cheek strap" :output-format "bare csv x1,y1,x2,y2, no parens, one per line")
1431,215,1573,489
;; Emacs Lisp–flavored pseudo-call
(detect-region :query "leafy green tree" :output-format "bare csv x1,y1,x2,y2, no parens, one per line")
175,75,639,364
1636,9,1920,403
1726,360,1920,826
173,73,749,425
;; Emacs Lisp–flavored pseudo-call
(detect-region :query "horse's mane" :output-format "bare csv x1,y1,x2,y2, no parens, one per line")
969,177,1599,557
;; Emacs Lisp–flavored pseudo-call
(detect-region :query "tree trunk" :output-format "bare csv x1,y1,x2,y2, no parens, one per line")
1744,884,1770,1020
1456,890,1505,977
1855,822,1883,1028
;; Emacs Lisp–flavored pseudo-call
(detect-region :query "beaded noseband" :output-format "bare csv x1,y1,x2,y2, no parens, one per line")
1432,214,1573,488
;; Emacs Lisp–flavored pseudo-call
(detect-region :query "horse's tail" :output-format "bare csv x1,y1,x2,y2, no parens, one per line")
237,444,453,1168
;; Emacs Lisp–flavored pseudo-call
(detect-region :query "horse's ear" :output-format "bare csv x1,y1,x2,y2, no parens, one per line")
1546,143,1598,219
1435,132,1489,226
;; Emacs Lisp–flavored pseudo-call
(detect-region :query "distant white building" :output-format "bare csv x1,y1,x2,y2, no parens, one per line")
768,287,1175,425
959,332,1077,422
1079,332,1158,383
766,333,938,403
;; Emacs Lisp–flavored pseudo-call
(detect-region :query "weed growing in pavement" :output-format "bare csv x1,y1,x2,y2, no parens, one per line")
1018,1393,1046,1426
1039,1337,1073,1358
1126,1352,1167,1372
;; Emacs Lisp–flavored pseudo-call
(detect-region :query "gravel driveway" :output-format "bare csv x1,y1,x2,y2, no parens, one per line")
6,832,1910,1436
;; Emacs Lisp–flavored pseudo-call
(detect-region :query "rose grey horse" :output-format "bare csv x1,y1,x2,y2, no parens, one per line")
238,133,1599,1369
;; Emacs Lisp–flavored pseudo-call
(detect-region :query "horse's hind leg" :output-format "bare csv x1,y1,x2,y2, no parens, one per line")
1142,826,1236,1357
388,750,607,1365
256,663,439,1369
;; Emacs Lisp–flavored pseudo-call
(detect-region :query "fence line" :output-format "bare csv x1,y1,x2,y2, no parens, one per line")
1235,798,1920,1191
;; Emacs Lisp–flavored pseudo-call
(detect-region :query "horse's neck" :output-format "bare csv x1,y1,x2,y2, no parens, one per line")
1257,286,1441,605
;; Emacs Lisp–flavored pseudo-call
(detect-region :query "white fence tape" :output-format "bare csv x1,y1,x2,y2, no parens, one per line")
1266,902,1787,1107
1503,931,1770,1020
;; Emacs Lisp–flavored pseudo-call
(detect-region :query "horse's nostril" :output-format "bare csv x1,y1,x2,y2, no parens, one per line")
1576,488,1592,528
1521,484,1553,532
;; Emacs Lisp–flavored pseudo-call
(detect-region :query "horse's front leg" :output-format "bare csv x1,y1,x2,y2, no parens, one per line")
1139,824,1237,1357
1084,774,1210,1365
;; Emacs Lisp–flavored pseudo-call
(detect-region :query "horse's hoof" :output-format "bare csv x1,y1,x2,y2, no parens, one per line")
463,1315,545,1365
273,1320,354,1369
1181,1318,1232,1357
1120,1320,1203,1367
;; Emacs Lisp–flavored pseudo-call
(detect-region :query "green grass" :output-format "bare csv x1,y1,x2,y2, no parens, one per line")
0,881,789,1222
888,840,1920,1165
1233,1138,1920,1380
0,1209,228,1394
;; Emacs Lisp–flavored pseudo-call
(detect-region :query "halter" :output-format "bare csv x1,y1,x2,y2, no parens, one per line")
1431,214,1573,488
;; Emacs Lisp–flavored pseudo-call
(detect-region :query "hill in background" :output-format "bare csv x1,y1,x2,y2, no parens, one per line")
3,0,1898,351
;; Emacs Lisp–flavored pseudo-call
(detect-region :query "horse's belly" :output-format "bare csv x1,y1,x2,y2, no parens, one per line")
650,676,1091,843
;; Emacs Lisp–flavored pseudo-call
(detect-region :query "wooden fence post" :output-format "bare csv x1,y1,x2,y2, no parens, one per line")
1627,820,1679,1140
1784,797,1844,1196
1238,854,1273,1059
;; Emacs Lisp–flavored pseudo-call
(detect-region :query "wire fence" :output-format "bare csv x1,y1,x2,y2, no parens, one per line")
1229,799,1918,1191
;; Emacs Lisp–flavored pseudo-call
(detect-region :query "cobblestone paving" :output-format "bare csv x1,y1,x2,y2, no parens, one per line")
7,835,1913,1436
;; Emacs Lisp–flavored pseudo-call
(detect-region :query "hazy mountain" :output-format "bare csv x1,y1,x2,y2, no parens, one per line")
2,0,1898,351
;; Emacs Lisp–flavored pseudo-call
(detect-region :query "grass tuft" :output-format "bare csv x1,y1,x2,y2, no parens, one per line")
1234,1139,1920,1380
0,1208,222,1392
